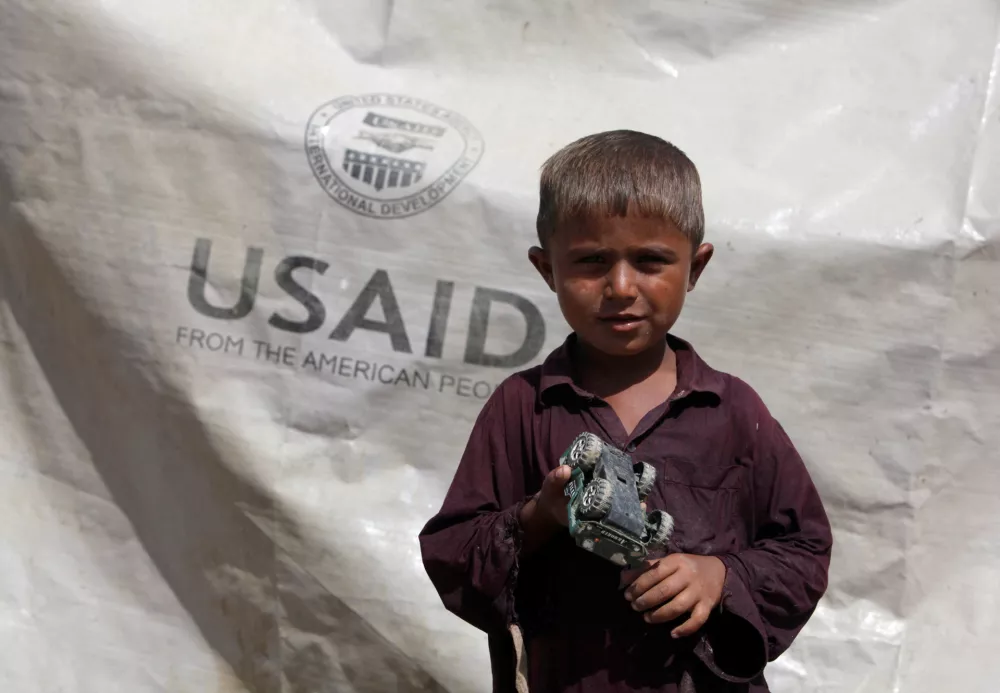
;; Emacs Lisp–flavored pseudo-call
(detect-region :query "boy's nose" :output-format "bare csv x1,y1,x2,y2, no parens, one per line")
604,261,639,300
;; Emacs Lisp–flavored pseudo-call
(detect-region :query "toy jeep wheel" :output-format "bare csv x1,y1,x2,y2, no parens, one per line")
567,432,603,473
579,478,613,519
647,510,675,549
635,462,656,500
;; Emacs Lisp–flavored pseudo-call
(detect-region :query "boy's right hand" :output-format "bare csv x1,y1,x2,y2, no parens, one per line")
528,466,642,529
534,465,573,527
518,465,573,558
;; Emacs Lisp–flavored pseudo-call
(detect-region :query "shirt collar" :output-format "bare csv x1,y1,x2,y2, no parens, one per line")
538,332,726,406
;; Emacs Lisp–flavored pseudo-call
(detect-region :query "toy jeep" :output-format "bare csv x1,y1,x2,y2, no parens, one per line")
560,432,674,569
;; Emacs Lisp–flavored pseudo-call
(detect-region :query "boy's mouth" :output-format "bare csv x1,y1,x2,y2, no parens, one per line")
597,314,646,331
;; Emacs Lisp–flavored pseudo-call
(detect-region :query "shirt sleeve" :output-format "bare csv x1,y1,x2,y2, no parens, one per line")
418,384,530,634
694,396,834,683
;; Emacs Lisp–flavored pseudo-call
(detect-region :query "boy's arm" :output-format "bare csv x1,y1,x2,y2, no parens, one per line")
419,386,562,634
695,399,833,683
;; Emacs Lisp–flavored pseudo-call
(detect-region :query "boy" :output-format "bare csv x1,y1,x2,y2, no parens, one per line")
419,130,832,692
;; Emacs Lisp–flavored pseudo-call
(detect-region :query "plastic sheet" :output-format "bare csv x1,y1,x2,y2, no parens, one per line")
0,1,998,690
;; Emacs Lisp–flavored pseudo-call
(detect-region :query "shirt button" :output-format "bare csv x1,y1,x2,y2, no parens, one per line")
626,443,636,452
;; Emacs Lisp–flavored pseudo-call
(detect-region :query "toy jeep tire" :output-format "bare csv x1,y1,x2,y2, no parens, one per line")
566,432,603,473
579,478,613,519
635,462,656,500
647,509,675,549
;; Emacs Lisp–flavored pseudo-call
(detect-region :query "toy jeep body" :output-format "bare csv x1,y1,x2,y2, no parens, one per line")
560,432,674,569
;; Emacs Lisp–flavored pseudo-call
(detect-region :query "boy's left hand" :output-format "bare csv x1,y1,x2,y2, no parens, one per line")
622,554,726,639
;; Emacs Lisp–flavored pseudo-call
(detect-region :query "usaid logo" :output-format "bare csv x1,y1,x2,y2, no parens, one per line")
305,94,485,219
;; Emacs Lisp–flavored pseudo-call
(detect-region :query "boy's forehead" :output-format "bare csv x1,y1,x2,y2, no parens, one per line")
551,213,688,246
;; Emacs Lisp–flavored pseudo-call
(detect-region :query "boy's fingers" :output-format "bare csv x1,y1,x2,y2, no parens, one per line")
621,566,644,582
542,466,570,492
670,602,712,638
622,565,658,597
630,571,688,611
624,556,681,601
644,586,698,625
619,560,655,588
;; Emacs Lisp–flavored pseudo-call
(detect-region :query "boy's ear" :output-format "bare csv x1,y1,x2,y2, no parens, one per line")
528,246,556,292
688,243,714,292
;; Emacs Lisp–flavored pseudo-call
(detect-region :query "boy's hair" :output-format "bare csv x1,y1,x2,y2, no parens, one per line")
535,129,705,248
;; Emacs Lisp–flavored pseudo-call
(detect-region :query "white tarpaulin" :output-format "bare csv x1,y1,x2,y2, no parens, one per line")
1,1,999,691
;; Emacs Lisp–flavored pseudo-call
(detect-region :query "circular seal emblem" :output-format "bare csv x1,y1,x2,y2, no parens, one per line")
305,94,485,219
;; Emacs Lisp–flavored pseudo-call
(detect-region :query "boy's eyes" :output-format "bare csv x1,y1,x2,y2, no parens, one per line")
574,255,670,264
571,252,674,266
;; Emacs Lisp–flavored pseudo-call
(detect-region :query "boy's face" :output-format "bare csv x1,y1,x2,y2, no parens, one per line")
529,214,713,358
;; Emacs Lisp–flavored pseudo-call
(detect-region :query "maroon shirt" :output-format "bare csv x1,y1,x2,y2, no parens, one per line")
419,334,832,692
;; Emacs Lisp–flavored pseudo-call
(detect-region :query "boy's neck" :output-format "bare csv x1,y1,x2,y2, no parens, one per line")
572,336,677,399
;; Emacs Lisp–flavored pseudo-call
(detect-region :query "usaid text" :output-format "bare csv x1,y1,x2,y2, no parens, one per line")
185,239,547,369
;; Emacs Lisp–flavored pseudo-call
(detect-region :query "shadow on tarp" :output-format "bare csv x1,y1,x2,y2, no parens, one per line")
0,6,448,692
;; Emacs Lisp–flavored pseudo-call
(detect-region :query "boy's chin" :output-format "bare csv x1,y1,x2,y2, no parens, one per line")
577,329,666,359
